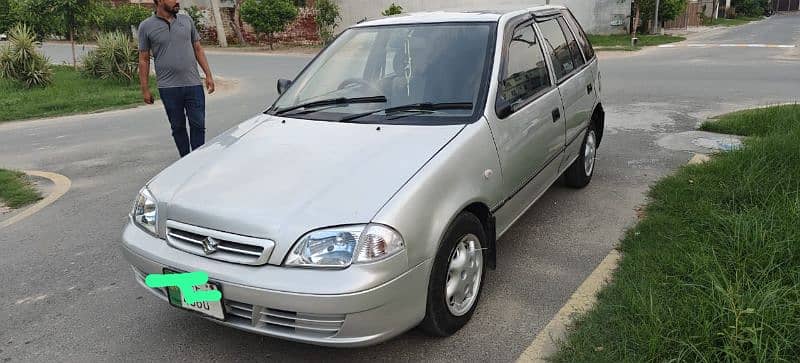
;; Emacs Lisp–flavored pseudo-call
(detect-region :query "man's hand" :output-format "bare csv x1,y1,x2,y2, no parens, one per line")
143,91,154,104
139,50,153,104
205,77,215,94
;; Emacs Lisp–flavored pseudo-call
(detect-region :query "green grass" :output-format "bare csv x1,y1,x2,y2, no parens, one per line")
553,104,800,362
588,34,686,51
0,65,159,122
0,169,42,209
706,16,763,27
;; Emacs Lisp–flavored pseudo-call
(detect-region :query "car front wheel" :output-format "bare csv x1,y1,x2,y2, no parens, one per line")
419,212,486,336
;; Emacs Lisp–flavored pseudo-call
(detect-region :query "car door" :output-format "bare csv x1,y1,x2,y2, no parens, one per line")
536,16,595,171
486,17,566,234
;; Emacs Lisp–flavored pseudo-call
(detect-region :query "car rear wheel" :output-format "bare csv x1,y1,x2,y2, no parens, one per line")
419,212,487,336
564,123,597,188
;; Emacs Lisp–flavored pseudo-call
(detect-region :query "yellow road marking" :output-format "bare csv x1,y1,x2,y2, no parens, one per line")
516,250,622,362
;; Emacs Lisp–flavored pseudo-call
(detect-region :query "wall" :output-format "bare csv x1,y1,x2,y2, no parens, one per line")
333,0,632,35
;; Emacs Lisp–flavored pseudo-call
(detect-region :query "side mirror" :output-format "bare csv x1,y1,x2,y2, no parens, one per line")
495,98,514,119
277,79,293,95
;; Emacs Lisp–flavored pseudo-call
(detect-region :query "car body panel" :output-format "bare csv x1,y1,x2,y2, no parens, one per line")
371,118,504,266
148,114,464,265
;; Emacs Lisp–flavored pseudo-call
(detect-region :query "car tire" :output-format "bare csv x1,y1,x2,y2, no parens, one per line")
419,212,487,337
564,123,598,189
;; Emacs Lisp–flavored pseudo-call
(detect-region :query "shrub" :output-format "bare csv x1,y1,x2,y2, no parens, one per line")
382,3,403,16
315,0,340,44
96,3,151,35
637,0,687,33
732,0,769,17
184,5,205,34
80,32,138,82
0,23,53,88
241,0,298,50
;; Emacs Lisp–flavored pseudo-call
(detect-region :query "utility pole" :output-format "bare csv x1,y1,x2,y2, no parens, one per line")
210,0,228,48
653,0,661,34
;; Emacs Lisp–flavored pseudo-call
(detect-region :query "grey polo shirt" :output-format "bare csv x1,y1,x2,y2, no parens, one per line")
138,14,202,88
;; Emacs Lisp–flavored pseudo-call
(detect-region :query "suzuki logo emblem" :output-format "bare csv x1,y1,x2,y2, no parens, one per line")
202,237,219,255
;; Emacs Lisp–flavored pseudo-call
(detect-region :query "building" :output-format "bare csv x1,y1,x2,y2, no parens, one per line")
122,0,635,46
334,0,633,35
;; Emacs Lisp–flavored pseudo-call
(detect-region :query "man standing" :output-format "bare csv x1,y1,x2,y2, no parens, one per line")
138,0,215,157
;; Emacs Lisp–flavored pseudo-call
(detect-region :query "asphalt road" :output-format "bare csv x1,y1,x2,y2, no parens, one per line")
1,13,798,362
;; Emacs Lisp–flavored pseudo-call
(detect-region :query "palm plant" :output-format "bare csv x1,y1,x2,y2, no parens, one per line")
0,23,54,88
80,31,138,82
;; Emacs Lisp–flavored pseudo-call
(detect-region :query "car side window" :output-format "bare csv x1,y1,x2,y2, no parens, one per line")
537,18,575,81
497,23,551,109
557,17,586,69
563,10,595,61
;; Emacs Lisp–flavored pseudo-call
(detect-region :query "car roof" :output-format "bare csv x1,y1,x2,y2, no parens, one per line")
350,4,566,28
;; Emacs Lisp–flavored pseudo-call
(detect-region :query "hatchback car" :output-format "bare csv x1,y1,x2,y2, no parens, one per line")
122,5,604,347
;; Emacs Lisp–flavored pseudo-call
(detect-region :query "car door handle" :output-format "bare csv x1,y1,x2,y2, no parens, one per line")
587,83,593,94
552,108,560,122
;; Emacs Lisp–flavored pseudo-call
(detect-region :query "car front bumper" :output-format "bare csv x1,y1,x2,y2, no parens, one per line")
121,221,432,348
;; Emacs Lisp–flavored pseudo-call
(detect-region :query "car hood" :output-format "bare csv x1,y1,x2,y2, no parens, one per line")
147,114,465,264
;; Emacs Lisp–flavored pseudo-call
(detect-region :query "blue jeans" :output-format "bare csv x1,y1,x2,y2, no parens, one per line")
159,85,206,157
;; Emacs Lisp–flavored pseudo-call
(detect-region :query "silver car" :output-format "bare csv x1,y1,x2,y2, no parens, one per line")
122,5,604,347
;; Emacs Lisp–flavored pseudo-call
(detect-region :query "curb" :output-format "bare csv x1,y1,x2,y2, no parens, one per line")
516,152,713,362
516,250,622,363
0,171,71,230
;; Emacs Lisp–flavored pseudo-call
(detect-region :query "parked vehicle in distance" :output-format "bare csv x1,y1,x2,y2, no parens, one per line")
122,4,604,347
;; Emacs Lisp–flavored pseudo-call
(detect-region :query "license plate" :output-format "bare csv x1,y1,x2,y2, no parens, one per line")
163,268,225,320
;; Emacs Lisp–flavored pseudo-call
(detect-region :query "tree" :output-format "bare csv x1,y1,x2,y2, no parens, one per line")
96,3,150,36
637,0,687,33
50,0,99,69
382,3,403,16
315,0,340,45
0,0,15,35
240,0,298,50
232,0,247,45
209,0,228,47
15,0,64,41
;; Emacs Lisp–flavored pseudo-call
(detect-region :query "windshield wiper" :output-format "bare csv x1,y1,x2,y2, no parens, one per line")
338,102,474,123
273,96,387,116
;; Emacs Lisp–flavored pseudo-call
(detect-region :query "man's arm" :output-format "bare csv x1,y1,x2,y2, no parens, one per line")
139,50,154,104
193,41,215,94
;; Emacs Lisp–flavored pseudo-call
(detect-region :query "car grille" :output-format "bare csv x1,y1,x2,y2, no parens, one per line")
131,267,344,339
225,300,345,338
165,220,275,266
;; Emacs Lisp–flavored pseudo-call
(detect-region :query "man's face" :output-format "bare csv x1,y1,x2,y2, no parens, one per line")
159,0,180,15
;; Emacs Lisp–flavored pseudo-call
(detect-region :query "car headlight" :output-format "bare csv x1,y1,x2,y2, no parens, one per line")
131,187,158,236
285,224,405,268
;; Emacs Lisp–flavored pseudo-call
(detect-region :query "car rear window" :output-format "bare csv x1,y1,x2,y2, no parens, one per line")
557,17,586,69
562,10,595,61
537,18,575,81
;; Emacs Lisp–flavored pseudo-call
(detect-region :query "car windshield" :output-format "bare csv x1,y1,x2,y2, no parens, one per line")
269,23,495,124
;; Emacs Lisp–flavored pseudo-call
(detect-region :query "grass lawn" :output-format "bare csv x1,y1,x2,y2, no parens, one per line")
0,169,42,209
706,16,763,27
0,65,159,122
588,34,686,51
553,104,800,362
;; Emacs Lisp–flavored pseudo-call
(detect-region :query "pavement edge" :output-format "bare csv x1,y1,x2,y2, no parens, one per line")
0,171,71,230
